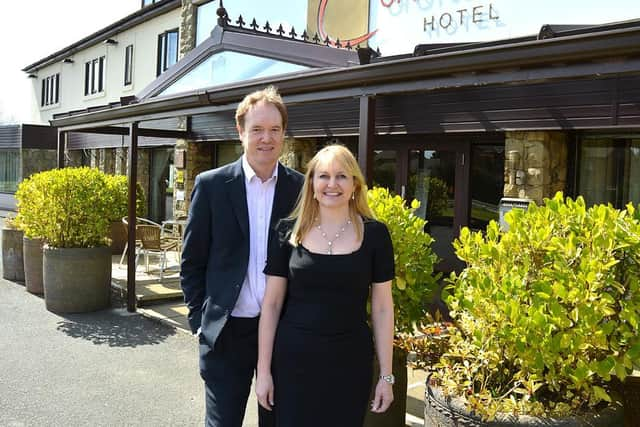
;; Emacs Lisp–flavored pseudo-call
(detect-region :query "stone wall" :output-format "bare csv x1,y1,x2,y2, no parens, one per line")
174,139,213,217
504,131,567,204
179,0,196,59
21,149,57,180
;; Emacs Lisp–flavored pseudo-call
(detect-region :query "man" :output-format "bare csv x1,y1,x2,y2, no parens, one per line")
181,86,304,427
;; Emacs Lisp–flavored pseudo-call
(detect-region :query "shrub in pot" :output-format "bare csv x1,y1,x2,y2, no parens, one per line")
427,193,639,425
1,216,25,282
104,174,146,254
15,175,49,294
18,167,124,313
365,187,441,427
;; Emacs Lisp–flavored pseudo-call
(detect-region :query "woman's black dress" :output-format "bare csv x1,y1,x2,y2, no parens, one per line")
264,219,395,427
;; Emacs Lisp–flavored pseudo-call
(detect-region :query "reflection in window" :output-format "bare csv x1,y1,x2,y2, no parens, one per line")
372,150,397,194
578,137,640,208
470,144,504,230
160,51,308,96
0,150,20,193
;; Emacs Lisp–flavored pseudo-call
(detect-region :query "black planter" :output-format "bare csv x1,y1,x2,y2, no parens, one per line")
424,383,623,427
1,227,24,282
43,246,111,313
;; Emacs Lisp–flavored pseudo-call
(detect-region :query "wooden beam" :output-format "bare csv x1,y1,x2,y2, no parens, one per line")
126,122,139,313
358,96,375,186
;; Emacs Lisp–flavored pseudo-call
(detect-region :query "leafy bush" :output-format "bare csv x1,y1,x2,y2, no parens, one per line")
104,174,146,221
432,193,640,418
367,186,441,338
15,167,143,248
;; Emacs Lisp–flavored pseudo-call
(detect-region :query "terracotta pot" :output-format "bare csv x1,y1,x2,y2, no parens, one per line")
2,227,24,282
23,236,44,294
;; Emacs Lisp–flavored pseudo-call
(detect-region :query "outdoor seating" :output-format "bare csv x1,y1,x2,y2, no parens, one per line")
118,216,162,267
134,224,179,281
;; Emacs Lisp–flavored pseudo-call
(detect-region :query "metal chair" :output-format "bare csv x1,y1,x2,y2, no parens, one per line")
119,217,162,268
134,224,179,280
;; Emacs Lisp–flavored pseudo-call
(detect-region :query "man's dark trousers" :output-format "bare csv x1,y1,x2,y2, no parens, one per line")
200,316,273,427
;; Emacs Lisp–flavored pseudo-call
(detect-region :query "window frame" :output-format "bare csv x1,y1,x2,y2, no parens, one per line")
157,28,179,76
40,73,60,107
84,56,106,96
124,44,134,86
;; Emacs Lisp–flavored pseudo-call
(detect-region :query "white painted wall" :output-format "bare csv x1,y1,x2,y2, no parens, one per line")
31,8,181,124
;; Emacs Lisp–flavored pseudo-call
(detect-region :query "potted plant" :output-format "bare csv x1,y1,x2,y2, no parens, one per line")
15,176,49,294
104,174,145,254
1,215,25,282
365,186,441,427
18,167,124,313
425,193,639,426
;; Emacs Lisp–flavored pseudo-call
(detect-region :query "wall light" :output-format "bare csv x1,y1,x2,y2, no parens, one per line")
63,58,74,64
104,38,118,45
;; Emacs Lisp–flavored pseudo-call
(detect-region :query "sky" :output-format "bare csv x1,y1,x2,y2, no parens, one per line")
0,0,138,124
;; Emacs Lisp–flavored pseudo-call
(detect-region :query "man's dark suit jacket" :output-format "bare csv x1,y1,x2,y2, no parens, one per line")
180,157,304,349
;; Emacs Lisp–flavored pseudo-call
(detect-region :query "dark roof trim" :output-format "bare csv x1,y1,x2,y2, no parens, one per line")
51,21,640,130
22,0,180,73
137,25,359,100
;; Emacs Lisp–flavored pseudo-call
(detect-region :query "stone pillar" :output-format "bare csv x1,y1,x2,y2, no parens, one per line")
504,131,567,205
179,0,196,59
174,139,213,217
281,138,317,173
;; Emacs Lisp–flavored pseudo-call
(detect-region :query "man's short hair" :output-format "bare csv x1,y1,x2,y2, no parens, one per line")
235,86,288,130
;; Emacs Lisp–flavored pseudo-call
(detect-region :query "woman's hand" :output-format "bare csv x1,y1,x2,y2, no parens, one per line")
370,379,394,413
256,372,275,411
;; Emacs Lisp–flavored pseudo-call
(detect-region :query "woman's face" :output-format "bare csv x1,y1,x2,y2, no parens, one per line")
312,157,355,211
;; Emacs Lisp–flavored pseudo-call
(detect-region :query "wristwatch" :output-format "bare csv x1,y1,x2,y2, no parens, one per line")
379,374,395,385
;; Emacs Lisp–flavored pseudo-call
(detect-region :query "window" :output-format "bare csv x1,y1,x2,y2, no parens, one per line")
84,56,105,95
124,44,134,86
578,136,640,208
40,73,59,107
157,29,179,76
0,150,20,193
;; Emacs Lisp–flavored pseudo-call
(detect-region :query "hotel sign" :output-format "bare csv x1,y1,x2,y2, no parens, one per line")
367,0,636,55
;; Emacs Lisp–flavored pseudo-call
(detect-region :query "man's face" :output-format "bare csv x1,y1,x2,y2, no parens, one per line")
237,100,285,173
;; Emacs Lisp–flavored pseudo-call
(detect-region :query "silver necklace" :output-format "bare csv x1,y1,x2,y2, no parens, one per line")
316,218,352,255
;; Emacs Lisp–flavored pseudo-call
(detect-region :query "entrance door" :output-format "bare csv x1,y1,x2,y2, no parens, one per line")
373,141,470,272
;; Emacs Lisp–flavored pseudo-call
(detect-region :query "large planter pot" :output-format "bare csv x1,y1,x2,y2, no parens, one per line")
109,220,127,254
43,246,112,313
2,227,25,282
23,236,44,294
424,382,623,427
363,347,408,427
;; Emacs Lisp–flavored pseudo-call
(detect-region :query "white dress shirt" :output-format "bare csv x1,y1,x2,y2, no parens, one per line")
231,155,278,317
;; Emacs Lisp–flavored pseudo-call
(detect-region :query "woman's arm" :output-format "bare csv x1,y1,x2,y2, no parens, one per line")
370,280,394,413
256,274,288,411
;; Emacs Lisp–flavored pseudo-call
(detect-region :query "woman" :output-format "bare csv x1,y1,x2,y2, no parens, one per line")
256,145,395,427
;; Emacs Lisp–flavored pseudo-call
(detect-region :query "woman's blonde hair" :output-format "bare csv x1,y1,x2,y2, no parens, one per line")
289,144,374,245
